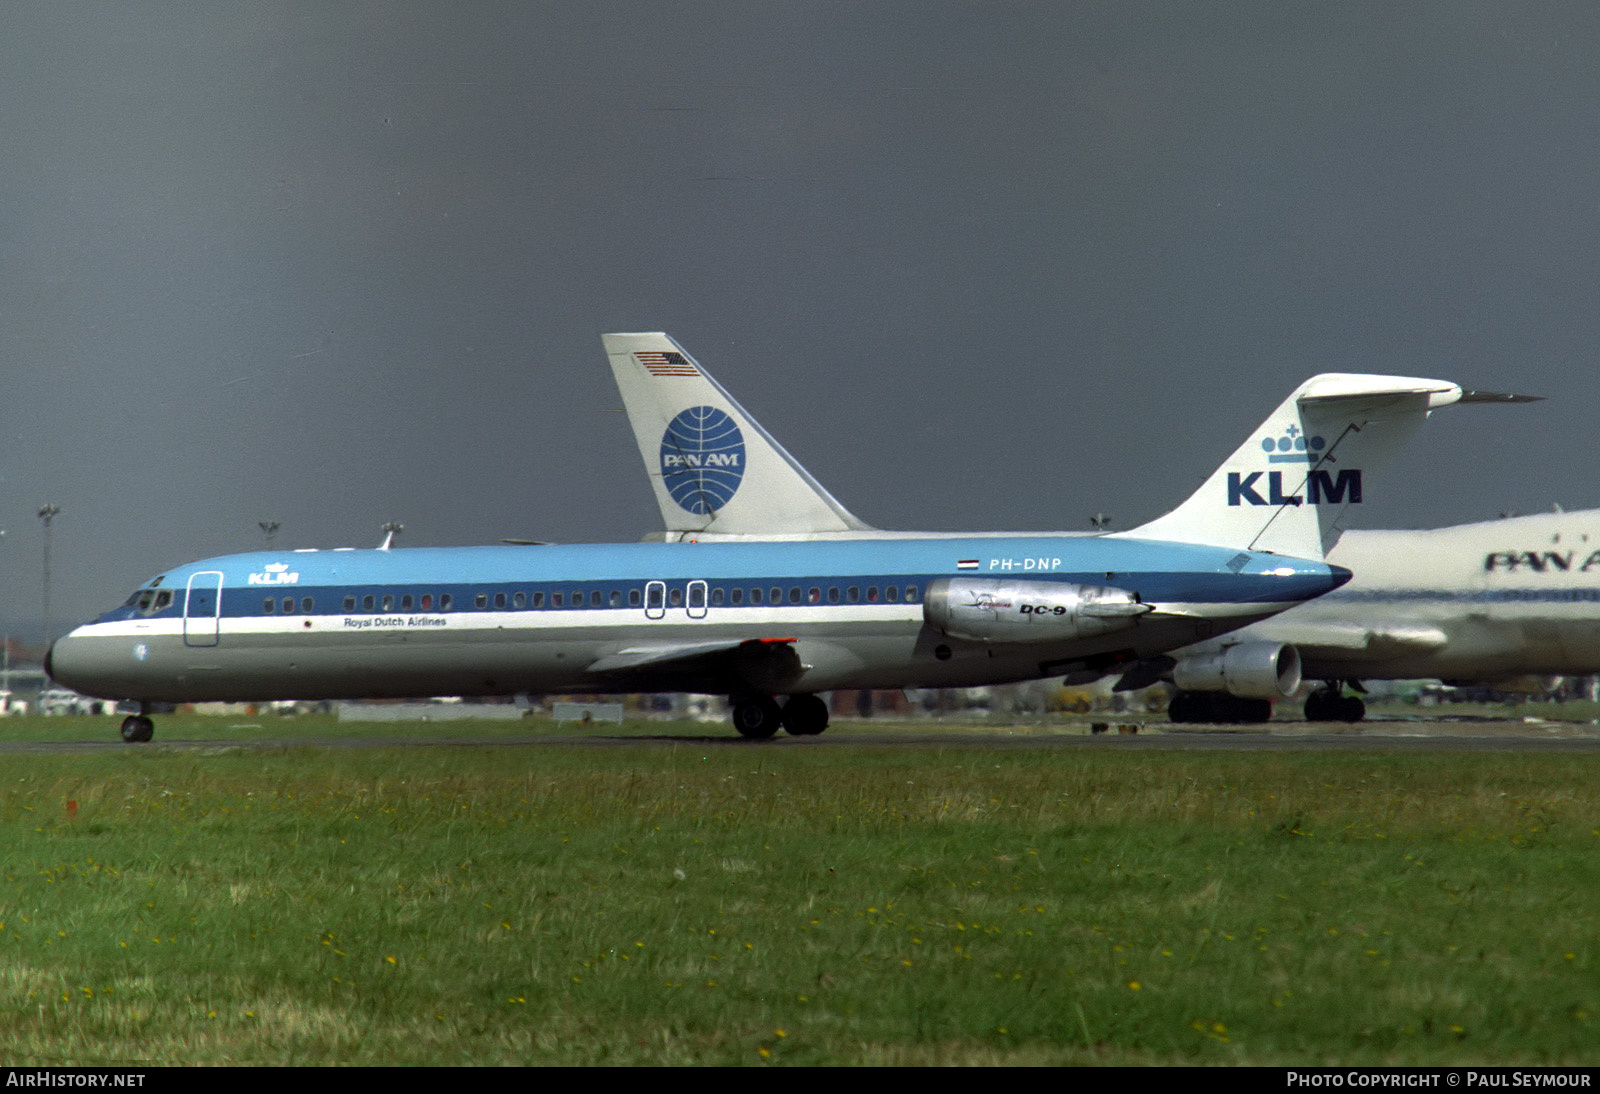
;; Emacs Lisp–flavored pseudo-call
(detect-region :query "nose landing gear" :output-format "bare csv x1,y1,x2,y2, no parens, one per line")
120,703,155,743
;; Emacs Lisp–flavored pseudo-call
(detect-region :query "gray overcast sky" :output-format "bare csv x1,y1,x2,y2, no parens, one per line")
3,2,1598,639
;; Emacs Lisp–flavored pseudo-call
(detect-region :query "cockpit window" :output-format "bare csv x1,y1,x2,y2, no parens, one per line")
129,589,175,616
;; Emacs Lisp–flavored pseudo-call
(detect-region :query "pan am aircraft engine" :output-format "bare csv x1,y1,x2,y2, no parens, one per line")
923,577,1151,644
1172,641,1302,700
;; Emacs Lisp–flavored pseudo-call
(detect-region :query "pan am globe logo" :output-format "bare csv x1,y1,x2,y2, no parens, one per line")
660,406,746,515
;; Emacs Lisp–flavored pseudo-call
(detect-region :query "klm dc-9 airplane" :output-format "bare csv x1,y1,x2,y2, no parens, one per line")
47,333,1506,741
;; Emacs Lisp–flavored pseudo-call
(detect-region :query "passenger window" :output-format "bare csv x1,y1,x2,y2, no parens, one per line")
302,596,314,613
807,587,820,604
628,589,640,607
283,597,296,614
689,584,705,609
828,587,840,603
646,585,663,610
847,586,860,603
669,587,684,607
363,595,376,611
887,586,899,602
770,587,782,605
263,598,276,614
440,594,452,611
533,591,544,608
401,594,413,611
553,593,563,608
421,594,433,611
591,590,603,608
711,588,724,606
344,596,356,612
475,593,487,609
905,585,918,603
788,587,801,605
494,592,507,609
609,590,622,607
731,588,744,606
749,588,762,605
513,592,526,609
571,589,583,605
867,587,879,603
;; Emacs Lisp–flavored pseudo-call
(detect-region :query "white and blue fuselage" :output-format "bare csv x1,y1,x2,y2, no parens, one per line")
48,535,1345,704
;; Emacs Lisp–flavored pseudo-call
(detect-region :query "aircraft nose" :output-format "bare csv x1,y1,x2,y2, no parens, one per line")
43,629,99,694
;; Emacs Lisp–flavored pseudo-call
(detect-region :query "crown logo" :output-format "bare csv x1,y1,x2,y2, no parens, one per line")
265,563,290,573
1259,423,1325,464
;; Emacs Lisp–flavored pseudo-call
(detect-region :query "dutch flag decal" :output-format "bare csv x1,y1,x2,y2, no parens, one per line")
957,559,980,570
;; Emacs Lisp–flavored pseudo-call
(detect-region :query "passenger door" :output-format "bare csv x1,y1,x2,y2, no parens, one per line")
183,571,224,647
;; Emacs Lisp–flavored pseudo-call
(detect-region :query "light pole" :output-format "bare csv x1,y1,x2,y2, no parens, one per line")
259,520,280,549
38,504,61,650
380,521,403,550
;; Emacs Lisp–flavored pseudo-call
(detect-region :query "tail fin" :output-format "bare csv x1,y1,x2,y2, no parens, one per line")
1118,374,1527,558
603,332,874,536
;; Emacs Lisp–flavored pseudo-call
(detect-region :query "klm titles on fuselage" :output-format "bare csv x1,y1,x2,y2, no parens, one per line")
343,616,449,629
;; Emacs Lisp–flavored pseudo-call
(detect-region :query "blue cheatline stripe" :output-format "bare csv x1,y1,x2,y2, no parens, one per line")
1332,588,1600,604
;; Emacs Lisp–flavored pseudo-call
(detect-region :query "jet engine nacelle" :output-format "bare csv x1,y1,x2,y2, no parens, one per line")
922,577,1149,644
1172,642,1302,699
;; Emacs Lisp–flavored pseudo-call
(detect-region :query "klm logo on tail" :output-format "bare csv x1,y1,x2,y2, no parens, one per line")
660,406,746,515
1229,426,1361,508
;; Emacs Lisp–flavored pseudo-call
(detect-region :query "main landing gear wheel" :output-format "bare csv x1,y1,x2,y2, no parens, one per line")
120,715,154,743
1167,690,1272,725
731,695,782,739
1303,686,1366,723
780,694,830,736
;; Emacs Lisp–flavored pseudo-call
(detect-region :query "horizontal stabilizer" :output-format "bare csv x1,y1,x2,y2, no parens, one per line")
1458,390,1543,404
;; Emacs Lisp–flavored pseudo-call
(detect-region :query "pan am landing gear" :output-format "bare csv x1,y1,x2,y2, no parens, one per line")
1166,690,1272,724
729,694,830,739
1303,683,1366,723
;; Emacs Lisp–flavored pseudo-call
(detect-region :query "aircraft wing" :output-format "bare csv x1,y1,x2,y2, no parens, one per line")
1275,623,1450,662
586,637,798,675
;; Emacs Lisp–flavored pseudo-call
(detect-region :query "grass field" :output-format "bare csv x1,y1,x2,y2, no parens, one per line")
1,713,1597,1065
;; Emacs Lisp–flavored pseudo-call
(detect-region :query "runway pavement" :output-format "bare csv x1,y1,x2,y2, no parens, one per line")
7,716,1600,753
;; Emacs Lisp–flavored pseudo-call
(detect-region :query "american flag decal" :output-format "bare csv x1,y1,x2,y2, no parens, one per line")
957,559,980,570
635,350,700,377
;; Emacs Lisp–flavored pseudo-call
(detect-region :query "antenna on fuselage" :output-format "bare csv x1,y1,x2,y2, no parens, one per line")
379,521,404,551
